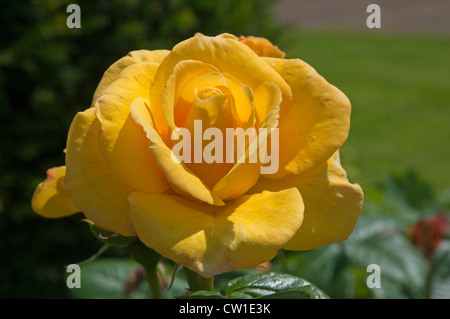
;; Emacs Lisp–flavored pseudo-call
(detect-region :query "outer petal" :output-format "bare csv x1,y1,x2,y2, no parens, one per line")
130,97,225,206
128,187,304,277
31,166,79,218
95,63,169,193
91,50,169,107
65,108,135,236
249,152,363,250
262,57,352,178
238,35,286,58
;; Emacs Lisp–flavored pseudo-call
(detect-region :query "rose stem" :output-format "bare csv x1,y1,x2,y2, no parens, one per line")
183,267,214,292
128,240,163,299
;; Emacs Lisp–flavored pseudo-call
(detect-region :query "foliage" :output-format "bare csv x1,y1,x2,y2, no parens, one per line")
274,171,450,299
60,171,448,300
69,260,328,300
218,272,328,299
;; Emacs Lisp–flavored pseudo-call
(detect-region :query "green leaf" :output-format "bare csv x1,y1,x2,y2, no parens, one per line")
225,291,254,299
347,216,399,242
344,219,428,298
432,240,450,279
279,216,430,299
280,245,342,296
184,290,228,299
387,170,435,210
430,240,450,299
220,272,329,299
68,258,150,299
430,279,450,299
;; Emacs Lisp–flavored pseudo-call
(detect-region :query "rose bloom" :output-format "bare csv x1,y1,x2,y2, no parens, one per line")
32,34,363,277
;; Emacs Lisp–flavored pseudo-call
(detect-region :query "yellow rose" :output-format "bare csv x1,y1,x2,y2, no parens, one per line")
32,33,363,278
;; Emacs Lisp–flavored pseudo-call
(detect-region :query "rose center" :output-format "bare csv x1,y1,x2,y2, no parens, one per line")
197,86,223,100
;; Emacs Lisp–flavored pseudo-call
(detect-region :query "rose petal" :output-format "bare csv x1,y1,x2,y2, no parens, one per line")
128,187,304,277
253,81,282,129
92,50,169,107
212,82,281,200
249,152,363,250
150,34,292,136
221,73,254,127
262,57,352,178
182,93,234,188
31,166,79,218
130,97,225,206
65,108,135,236
238,35,286,58
94,62,169,193
161,60,220,131
154,33,291,97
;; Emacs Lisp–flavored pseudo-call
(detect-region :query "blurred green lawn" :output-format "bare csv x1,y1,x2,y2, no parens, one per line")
280,31,450,192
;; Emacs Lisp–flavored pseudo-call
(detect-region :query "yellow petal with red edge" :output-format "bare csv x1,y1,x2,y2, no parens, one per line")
262,57,351,178
128,187,304,277
65,108,135,236
91,50,169,107
94,62,169,194
129,97,225,206
249,152,363,250
31,166,79,218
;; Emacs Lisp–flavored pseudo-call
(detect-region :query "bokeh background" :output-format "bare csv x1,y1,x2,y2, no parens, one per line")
1,0,449,298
